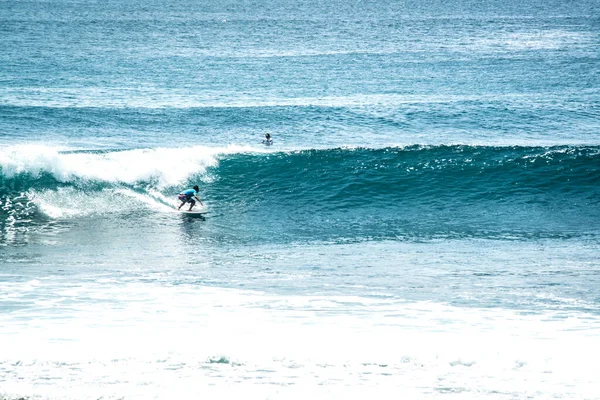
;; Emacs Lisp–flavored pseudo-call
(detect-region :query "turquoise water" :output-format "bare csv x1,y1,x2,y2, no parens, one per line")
1,0,600,398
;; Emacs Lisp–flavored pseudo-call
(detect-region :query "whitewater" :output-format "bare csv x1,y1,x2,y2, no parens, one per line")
1,0,600,398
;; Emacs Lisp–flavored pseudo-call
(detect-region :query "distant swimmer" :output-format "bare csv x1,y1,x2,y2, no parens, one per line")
263,133,273,145
177,185,203,211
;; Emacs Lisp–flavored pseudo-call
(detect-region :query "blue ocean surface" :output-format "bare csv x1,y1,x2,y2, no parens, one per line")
1,0,600,398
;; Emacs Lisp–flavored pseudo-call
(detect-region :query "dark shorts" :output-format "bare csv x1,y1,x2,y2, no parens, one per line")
178,194,195,205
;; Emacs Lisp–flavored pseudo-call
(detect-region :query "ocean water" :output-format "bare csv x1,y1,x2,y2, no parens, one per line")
1,0,600,398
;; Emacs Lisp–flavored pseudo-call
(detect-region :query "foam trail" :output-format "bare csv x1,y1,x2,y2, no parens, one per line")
33,188,207,218
115,188,192,213
147,188,179,209
33,188,123,218
113,188,172,211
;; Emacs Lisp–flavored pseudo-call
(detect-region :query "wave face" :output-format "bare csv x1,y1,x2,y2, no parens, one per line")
1,144,599,242
208,145,600,241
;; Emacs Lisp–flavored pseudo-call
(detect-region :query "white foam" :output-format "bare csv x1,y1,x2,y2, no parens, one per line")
0,144,259,188
33,187,127,217
1,279,599,399
114,188,178,212
32,186,209,218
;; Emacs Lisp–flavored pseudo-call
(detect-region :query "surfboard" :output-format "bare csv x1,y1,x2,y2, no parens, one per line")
262,139,273,146
178,209,208,217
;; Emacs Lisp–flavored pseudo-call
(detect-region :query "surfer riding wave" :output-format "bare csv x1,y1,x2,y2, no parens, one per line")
177,185,203,211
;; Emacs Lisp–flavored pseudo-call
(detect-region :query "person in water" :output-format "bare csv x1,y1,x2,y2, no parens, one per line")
177,185,203,211
263,133,273,145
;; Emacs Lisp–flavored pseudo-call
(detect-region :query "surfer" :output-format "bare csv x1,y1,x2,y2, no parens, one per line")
177,185,203,211
263,133,273,145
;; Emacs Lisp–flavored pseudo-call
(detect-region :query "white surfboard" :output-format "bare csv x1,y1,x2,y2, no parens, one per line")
178,208,208,216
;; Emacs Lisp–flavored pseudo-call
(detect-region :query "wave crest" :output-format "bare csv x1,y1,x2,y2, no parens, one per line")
0,144,259,189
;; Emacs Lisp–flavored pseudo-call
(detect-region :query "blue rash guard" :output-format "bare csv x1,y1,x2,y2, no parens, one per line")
180,189,196,197
178,189,198,203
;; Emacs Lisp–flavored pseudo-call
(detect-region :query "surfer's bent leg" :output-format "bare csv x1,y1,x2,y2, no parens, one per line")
177,194,187,210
